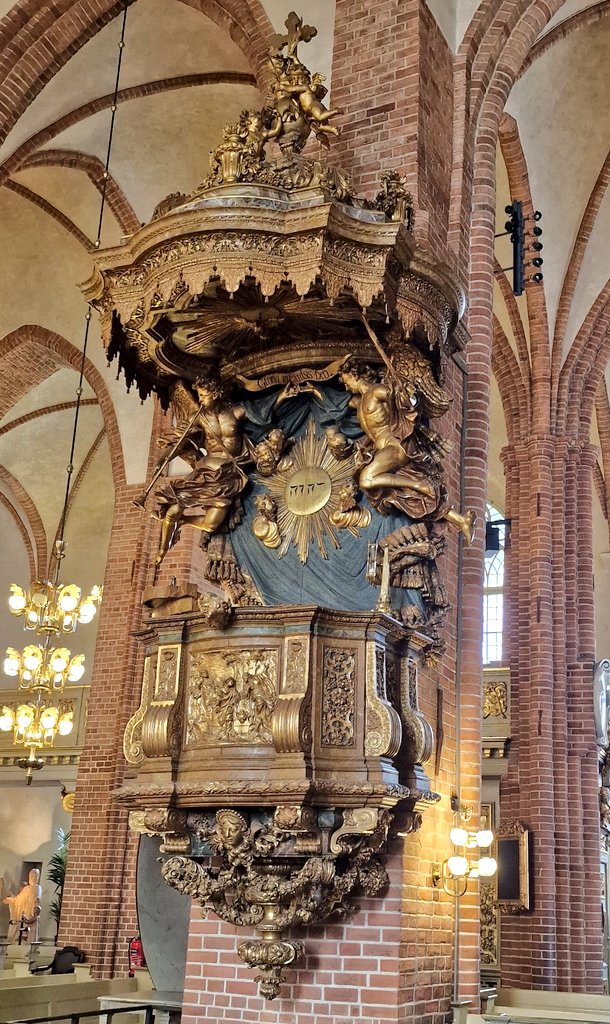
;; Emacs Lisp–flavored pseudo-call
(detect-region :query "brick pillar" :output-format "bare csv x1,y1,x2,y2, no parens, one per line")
330,4,485,1009
499,440,603,991
331,0,454,260
59,402,212,976
58,477,155,975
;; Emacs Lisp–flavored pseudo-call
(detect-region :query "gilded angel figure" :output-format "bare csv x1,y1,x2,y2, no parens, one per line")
338,327,475,542
134,378,249,566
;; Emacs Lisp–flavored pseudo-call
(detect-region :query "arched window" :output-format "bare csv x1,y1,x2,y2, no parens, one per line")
483,503,506,665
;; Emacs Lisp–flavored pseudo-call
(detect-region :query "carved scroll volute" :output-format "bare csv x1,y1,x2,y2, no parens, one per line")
124,654,156,765
272,637,311,753
364,643,401,758
141,644,183,758
130,807,190,854
399,657,433,765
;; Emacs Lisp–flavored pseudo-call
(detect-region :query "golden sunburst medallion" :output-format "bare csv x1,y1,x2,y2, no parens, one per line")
256,420,366,564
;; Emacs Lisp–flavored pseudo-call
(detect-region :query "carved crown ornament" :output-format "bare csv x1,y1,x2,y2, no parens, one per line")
97,10,471,1001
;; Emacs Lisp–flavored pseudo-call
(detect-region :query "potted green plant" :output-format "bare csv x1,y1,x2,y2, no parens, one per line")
47,828,70,942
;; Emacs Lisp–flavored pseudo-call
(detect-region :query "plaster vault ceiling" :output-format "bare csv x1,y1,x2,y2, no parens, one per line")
0,0,608,716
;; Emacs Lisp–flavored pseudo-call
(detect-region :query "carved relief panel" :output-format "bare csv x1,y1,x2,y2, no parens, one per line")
186,648,278,746
321,646,356,747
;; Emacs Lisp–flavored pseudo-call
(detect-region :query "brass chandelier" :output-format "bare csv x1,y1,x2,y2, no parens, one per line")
5,545,99,698
3,643,85,689
8,575,102,634
0,701,74,784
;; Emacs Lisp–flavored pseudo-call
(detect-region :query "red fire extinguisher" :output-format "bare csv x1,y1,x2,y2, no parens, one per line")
128,934,145,977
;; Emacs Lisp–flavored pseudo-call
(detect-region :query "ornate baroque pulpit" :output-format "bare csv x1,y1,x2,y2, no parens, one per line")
84,12,470,999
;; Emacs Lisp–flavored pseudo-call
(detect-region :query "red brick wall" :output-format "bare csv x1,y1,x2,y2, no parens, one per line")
330,0,454,261
58,478,154,974
182,836,460,1024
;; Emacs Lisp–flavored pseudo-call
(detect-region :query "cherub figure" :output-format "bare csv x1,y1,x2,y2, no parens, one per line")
265,11,341,154
251,428,291,476
329,481,371,532
325,425,353,460
268,55,341,152
252,494,281,550
338,355,475,542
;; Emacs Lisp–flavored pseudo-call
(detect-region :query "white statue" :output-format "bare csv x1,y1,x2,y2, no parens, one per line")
593,659,610,747
3,868,41,943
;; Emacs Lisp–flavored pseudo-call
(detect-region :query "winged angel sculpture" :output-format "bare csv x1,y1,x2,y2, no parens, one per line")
339,320,476,543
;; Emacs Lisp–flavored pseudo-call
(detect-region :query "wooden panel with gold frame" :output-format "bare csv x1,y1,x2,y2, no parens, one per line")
480,801,500,977
496,819,530,912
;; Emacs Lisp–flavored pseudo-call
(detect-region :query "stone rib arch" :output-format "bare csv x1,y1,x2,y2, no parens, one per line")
557,281,610,437
520,1,610,77
5,178,93,248
491,313,528,442
498,111,551,432
0,489,36,579
551,146,610,380
0,324,126,489
50,426,107,558
0,0,272,148
0,465,46,576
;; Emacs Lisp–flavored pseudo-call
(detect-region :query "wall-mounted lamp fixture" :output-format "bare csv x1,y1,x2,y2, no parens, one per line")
495,203,543,296
432,803,497,896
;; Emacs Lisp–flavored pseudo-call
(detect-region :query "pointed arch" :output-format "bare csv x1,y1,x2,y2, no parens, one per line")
0,325,126,488
0,0,271,147
491,314,528,442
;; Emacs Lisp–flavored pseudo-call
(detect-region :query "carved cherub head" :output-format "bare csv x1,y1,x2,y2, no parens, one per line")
267,428,285,453
336,480,358,512
215,809,249,849
254,494,277,520
325,425,352,460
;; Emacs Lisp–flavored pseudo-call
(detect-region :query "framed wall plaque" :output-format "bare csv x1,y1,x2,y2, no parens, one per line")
496,819,530,912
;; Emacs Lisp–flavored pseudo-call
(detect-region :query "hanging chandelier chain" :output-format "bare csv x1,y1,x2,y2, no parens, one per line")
96,3,129,246
53,2,129,581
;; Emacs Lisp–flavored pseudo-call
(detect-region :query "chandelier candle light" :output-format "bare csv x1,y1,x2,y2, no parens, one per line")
0,701,74,784
3,644,85,690
4,550,99,697
8,578,102,634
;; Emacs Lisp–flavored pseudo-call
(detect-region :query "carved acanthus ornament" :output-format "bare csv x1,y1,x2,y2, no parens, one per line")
161,806,392,999
321,647,356,747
